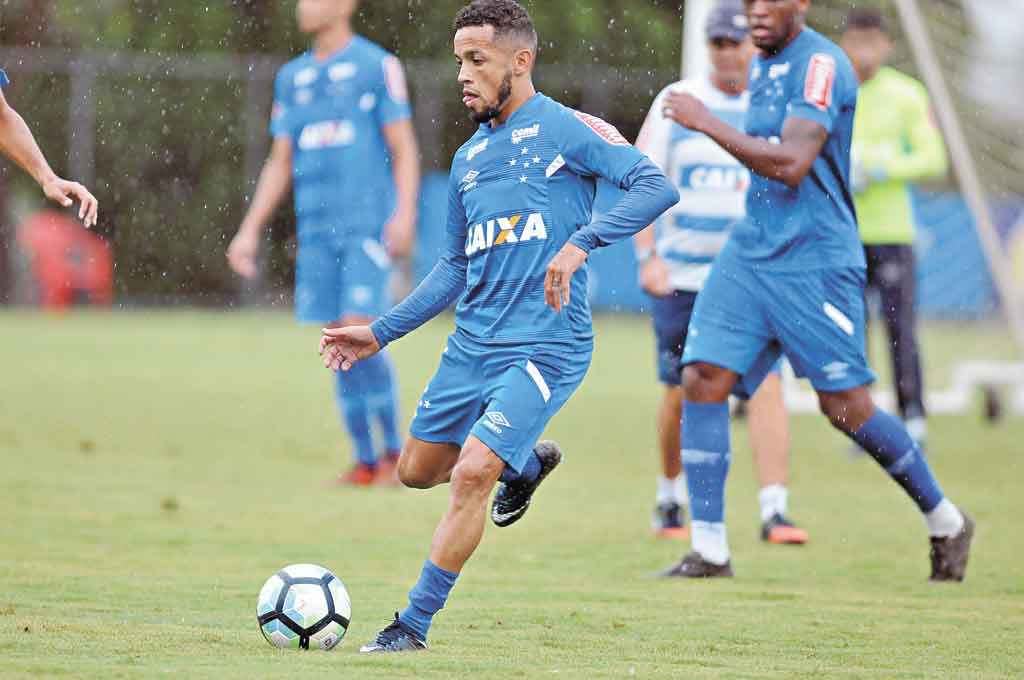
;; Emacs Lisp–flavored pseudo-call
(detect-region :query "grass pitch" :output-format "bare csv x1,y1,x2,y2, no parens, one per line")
0,310,1021,679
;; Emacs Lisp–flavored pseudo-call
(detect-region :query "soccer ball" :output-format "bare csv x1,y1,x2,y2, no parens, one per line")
256,564,351,650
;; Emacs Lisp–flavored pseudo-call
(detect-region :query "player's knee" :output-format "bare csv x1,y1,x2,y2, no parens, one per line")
818,387,874,433
682,363,733,402
450,451,502,501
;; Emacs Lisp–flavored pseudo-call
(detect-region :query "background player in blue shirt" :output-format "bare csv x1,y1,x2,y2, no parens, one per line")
636,0,807,547
657,0,973,580
227,0,420,486
320,0,678,653
0,68,98,227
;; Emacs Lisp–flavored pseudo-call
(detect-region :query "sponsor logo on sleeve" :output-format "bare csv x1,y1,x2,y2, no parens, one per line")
804,53,836,111
574,111,629,146
383,56,409,103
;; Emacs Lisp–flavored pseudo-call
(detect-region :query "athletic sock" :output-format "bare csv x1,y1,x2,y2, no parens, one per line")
925,498,965,538
334,365,377,466
847,409,947,514
758,484,788,523
691,521,730,565
499,448,541,485
680,400,732,563
360,351,403,454
399,560,459,641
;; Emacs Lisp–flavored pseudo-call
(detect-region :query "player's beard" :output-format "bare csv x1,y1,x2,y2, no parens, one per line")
471,71,513,124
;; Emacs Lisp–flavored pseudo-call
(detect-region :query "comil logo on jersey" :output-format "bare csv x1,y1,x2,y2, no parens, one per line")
804,54,836,111
464,213,548,256
298,120,355,150
511,123,540,144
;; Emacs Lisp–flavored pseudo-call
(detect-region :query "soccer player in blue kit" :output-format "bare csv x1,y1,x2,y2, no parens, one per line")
228,0,420,486
0,68,98,226
657,0,974,579
320,0,678,652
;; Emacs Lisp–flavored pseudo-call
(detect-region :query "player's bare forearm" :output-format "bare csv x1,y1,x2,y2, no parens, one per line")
633,223,656,253
698,115,827,190
384,119,421,220
238,137,293,236
0,97,59,188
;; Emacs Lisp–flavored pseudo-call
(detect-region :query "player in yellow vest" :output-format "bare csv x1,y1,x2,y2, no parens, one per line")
841,9,948,448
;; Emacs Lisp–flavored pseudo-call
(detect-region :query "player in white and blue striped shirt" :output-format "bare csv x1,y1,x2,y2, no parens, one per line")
633,0,806,553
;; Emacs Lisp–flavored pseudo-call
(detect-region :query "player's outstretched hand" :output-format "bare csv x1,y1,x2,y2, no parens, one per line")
42,176,98,228
319,325,381,372
639,256,672,298
663,91,712,133
544,242,588,313
226,229,260,279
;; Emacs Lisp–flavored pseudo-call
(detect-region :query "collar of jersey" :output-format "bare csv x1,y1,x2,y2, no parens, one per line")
307,35,361,66
479,92,545,134
762,26,810,63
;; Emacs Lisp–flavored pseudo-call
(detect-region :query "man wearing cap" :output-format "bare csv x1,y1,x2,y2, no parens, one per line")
0,68,98,226
635,0,807,553
841,8,947,450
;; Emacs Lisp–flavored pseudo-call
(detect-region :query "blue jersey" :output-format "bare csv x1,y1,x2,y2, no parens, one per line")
446,94,648,346
725,27,862,270
0,69,8,87
271,36,411,236
372,93,677,350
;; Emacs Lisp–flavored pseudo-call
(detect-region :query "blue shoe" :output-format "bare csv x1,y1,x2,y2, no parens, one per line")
359,613,428,653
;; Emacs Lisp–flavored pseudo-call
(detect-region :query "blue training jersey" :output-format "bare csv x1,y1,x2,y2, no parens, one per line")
271,36,411,236
725,27,862,270
449,94,648,346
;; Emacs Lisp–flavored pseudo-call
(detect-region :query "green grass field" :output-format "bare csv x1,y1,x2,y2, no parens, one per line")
1,311,1022,679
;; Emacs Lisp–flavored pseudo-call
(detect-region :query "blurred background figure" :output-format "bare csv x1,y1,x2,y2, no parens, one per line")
226,0,421,486
635,0,806,546
841,8,948,450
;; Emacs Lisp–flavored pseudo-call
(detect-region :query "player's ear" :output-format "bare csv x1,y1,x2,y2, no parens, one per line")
512,47,535,76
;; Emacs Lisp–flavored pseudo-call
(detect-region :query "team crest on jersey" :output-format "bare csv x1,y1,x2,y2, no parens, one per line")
467,139,488,161
804,53,836,111
298,120,355,150
511,123,540,144
575,111,629,146
464,212,548,256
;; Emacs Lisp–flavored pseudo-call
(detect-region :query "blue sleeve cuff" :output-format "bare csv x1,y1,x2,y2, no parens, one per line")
369,320,395,349
568,231,597,253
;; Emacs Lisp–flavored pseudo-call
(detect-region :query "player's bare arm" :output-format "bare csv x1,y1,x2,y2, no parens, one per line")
664,91,827,189
381,118,420,258
227,136,293,278
633,223,672,298
0,88,98,227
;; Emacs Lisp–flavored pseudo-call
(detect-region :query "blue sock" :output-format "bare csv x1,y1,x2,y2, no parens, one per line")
399,560,459,641
360,352,403,454
848,409,944,512
680,401,731,523
499,449,541,485
335,365,377,466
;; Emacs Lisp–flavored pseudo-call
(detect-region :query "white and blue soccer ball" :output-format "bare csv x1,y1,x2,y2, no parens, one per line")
256,564,351,650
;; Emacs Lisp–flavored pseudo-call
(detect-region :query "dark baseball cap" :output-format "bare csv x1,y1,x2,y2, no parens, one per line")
706,0,749,42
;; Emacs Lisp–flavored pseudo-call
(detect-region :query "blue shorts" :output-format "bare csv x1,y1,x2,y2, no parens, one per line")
409,332,592,473
294,231,391,323
683,257,875,398
654,289,781,389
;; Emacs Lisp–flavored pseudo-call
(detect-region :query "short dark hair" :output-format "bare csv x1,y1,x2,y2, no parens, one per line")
453,0,539,52
845,8,888,34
